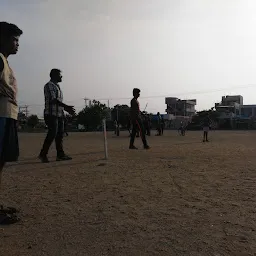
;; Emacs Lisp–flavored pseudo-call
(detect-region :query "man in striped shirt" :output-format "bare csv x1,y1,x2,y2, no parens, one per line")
38,69,75,163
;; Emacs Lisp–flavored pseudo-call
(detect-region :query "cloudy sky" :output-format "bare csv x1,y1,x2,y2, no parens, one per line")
2,0,256,116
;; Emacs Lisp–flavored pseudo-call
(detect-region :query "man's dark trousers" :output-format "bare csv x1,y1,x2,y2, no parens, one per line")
130,118,148,147
40,115,65,157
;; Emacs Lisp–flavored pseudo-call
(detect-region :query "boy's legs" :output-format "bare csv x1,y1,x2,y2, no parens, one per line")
0,163,4,191
205,131,209,141
203,131,208,141
129,121,137,148
39,115,58,161
0,118,20,223
55,117,64,157
136,119,149,148
56,117,72,160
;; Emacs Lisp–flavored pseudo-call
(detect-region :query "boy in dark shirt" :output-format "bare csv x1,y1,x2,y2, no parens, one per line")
129,88,150,149
161,115,165,135
202,115,211,142
156,112,162,136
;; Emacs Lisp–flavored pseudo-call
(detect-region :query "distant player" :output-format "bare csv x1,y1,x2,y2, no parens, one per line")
161,115,165,135
202,115,211,142
179,121,185,136
156,112,162,136
129,88,150,149
145,114,151,136
114,120,117,134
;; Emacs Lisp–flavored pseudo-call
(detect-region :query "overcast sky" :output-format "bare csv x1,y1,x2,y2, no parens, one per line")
2,0,256,116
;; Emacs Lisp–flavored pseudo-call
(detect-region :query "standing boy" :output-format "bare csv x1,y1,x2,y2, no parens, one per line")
202,114,211,142
161,115,165,135
0,22,23,224
129,88,150,149
156,112,162,136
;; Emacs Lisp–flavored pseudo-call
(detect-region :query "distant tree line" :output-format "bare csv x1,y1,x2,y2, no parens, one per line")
19,100,250,132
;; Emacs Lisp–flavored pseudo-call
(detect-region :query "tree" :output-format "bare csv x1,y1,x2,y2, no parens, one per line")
111,104,130,128
27,115,39,128
192,109,220,122
77,100,109,131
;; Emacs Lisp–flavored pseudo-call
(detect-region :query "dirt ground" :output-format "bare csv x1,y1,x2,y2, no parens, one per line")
0,130,256,256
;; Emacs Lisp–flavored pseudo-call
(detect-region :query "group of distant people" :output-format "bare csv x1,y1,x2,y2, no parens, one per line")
126,87,212,148
125,112,151,137
156,112,165,136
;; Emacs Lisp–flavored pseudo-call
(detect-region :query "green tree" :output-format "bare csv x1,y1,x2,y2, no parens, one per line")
77,100,109,131
191,109,220,125
111,104,130,128
27,115,39,128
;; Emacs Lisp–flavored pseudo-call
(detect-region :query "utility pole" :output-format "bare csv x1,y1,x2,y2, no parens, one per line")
84,98,90,108
19,105,29,117
116,105,120,136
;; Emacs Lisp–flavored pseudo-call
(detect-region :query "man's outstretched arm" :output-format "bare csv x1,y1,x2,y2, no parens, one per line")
44,83,75,115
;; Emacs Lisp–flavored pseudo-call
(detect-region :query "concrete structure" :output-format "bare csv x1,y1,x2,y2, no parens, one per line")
165,97,197,117
220,95,243,105
239,105,256,118
215,95,243,119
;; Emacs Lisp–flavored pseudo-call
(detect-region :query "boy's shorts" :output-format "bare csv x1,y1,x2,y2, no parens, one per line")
0,117,19,163
203,126,210,132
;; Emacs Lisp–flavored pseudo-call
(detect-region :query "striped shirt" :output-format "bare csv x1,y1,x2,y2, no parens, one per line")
44,81,64,117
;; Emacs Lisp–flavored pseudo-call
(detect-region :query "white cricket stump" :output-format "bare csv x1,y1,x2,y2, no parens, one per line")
102,119,108,160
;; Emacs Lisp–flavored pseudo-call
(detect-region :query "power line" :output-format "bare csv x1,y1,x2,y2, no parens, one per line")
18,83,256,107
95,83,256,101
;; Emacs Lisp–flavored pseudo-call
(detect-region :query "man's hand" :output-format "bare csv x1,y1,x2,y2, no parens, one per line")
64,105,75,115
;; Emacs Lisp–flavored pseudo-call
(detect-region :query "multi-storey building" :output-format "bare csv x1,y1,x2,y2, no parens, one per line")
215,95,243,118
165,97,197,117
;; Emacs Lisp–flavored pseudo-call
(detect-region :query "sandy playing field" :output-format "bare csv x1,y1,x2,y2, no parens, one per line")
0,130,256,256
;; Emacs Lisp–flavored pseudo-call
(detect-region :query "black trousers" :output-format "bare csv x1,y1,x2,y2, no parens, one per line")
40,115,64,157
130,119,148,147
0,118,19,163
161,124,164,135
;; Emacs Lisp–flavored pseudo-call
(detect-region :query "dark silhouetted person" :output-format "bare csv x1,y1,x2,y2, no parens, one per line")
202,115,211,142
156,112,162,136
161,115,165,135
38,69,75,163
129,88,150,149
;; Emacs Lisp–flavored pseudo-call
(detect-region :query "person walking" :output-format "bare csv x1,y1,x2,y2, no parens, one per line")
129,88,150,150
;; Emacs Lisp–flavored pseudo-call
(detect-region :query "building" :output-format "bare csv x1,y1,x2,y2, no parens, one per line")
214,95,256,129
165,97,197,117
165,97,197,128
215,95,242,119
239,105,256,118
220,95,243,105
